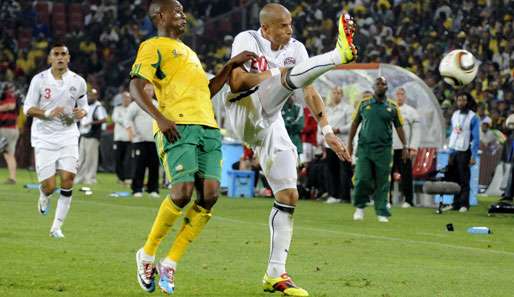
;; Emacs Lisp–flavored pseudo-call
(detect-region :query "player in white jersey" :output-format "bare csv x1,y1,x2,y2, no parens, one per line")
224,4,357,296
23,43,89,238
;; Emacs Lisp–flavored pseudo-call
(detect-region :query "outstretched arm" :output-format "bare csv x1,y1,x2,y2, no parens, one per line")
209,51,258,97
304,85,351,161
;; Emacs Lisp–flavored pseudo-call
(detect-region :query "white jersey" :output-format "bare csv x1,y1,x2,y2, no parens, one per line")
23,68,89,149
225,29,309,148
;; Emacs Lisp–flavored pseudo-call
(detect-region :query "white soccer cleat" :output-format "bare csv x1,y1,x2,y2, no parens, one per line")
387,202,392,209
149,192,160,198
157,261,176,294
49,229,65,238
377,216,389,223
136,248,156,292
133,192,143,198
401,202,412,208
325,197,341,204
38,196,49,215
353,208,364,221
458,207,468,213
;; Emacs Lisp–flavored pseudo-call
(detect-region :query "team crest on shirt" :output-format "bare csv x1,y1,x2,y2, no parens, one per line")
172,49,183,58
284,57,296,66
69,86,77,96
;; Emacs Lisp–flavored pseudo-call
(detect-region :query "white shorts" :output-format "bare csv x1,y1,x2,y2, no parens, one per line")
35,145,79,181
224,73,303,147
225,72,300,193
255,124,298,194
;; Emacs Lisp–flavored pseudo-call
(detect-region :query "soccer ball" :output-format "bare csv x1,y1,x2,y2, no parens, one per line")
438,49,478,88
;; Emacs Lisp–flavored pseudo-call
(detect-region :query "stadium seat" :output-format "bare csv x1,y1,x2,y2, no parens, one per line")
227,170,255,198
412,147,437,179
17,28,33,50
51,3,67,37
68,3,84,31
34,1,50,25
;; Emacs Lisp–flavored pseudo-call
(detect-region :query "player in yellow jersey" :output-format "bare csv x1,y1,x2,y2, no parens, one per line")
129,0,256,294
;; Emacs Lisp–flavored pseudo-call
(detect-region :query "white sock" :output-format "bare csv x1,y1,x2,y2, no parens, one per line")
287,50,340,89
267,203,295,278
51,188,72,232
162,257,177,270
140,249,155,262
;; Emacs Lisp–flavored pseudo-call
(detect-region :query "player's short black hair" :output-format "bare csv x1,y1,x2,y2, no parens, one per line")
49,41,68,50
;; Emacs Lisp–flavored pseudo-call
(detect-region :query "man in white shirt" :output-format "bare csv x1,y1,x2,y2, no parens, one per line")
75,88,107,185
125,84,160,198
391,87,420,208
23,43,89,238
224,4,356,296
324,86,354,204
112,91,133,184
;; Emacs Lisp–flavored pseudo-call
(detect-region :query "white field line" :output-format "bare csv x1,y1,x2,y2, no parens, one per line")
214,216,514,257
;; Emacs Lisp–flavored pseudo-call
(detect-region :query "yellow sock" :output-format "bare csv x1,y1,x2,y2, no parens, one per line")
143,197,182,256
167,203,212,262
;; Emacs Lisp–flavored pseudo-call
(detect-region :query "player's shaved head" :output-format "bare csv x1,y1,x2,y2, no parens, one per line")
148,0,186,38
149,0,178,24
259,3,290,26
259,3,293,49
374,76,388,98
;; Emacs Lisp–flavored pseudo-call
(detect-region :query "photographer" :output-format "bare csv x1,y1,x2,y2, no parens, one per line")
0,83,19,184
499,114,514,203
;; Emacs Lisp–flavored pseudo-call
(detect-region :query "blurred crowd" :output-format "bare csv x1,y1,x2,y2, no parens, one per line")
1,1,513,119
0,0,513,184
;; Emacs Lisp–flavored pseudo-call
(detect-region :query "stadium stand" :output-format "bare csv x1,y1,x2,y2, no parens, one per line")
0,0,512,171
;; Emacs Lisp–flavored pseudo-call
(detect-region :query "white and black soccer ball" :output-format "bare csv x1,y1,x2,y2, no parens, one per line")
438,49,479,88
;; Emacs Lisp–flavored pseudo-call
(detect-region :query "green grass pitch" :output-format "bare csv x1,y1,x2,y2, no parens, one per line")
1,169,514,297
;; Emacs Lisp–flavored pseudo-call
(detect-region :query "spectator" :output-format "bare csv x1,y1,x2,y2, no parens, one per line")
125,84,159,198
112,91,132,184
0,83,19,184
499,114,514,203
300,107,317,163
480,116,499,153
281,97,304,156
445,92,480,212
390,87,421,208
76,88,108,185
232,146,272,197
324,86,353,204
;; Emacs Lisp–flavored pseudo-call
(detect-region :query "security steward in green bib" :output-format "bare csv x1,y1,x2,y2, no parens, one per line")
348,77,409,222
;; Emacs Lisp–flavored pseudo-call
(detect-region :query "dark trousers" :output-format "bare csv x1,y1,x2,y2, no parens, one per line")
131,141,160,194
113,141,132,181
325,149,353,201
389,149,414,205
446,150,471,209
306,158,328,194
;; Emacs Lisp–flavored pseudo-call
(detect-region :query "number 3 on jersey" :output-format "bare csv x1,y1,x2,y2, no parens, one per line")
44,88,52,99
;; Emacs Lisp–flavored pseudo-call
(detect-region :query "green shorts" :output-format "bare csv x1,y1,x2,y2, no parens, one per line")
155,125,222,185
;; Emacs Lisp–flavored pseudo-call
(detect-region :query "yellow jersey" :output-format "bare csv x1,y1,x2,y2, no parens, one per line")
130,37,218,131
